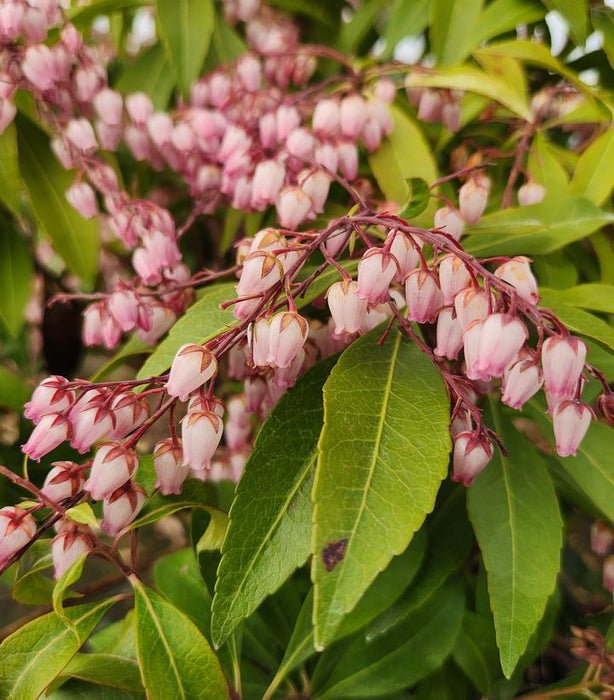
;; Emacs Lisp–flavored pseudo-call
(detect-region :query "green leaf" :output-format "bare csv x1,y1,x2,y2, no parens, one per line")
0,223,33,337
16,116,99,284
0,123,23,216
430,0,484,66
472,0,545,44
464,197,614,256
116,44,176,110
569,130,614,206
65,503,99,529
380,0,429,60
537,299,614,350
53,554,87,616
452,612,502,694
368,106,438,205
317,582,465,698
405,65,531,120
133,580,229,700
67,0,150,26
593,9,614,70
156,0,214,99
312,330,451,648
398,178,430,220
527,132,570,198
0,366,30,411
545,0,588,44
89,336,152,382
540,284,614,315
211,357,336,647
467,402,562,677
61,653,143,693
0,599,116,700
337,0,381,53
204,9,246,70
196,510,229,553
12,540,54,606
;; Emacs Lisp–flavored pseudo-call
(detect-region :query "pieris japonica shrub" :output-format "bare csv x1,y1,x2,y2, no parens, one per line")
0,0,614,697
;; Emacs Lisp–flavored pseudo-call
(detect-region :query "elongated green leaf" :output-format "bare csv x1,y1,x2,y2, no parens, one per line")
398,178,430,219
472,0,545,44
133,580,229,699
0,599,115,700
17,116,99,284
67,0,150,25
538,299,614,350
380,0,429,60
452,611,502,694
61,653,143,693
312,330,450,648
593,9,614,70
540,285,614,315
116,44,176,110
545,0,588,44
0,123,23,215
464,197,614,256
204,8,246,70
527,132,570,196
156,0,214,98
405,65,531,120
317,582,465,698
211,357,336,647
0,366,30,411
467,403,562,677
430,0,483,66
368,106,438,206
0,223,33,336
569,130,614,206
337,0,381,52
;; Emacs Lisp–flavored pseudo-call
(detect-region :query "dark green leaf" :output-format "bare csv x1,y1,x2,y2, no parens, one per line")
211,357,336,647
0,223,33,336
0,366,30,411
467,402,562,677
60,653,143,693
312,330,451,648
116,44,176,110
452,612,502,693
0,123,23,216
398,178,430,220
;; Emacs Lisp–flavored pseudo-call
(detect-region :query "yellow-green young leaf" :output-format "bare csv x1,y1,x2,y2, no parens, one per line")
116,43,176,110
527,132,570,196
540,285,614,315
17,116,99,284
367,106,438,205
60,653,143,693
133,580,229,699
0,366,30,411
472,0,545,44
156,0,215,99
405,65,531,120
0,223,34,337
593,9,614,70
67,0,150,26
430,0,483,66
316,582,465,698
0,599,116,700
545,0,588,44
467,403,562,678
569,130,614,206
0,123,23,215
211,357,336,647
65,503,98,528
538,299,614,351
312,330,451,648
464,197,614,256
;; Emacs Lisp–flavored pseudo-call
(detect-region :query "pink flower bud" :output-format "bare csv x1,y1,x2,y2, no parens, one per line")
404,269,443,323
454,287,490,331
251,160,286,208
337,141,358,180
93,88,123,127
434,206,465,242
208,73,231,108
245,375,268,413
441,95,461,132
518,180,546,206
357,249,397,304
313,99,340,134
153,439,189,495
0,3,24,41
297,170,330,214
52,529,92,579
438,256,471,304
0,98,16,135
250,317,272,367
101,312,122,350
315,143,339,172
22,413,71,461
25,376,73,423
259,112,277,149
340,95,367,139
65,119,98,155
0,507,37,568
541,335,586,402
450,410,473,439
374,78,396,103
102,481,146,536
66,182,98,219
361,116,382,153
452,431,493,486
276,187,312,229
237,54,262,92
591,521,614,557
42,462,84,503
96,121,122,151
85,443,138,501
552,400,592,457
126,92,153,126
22,45,56,92
494,257,539,304
109,392,149,439
388,230,421,282
74,66,104,103
501,358,543,410
603,556,614,593
472,313,528,380
142,229,181,269
181,410,223,470
418,90,443,123
325,228,349,259
108,286,139,332
327,280,368,335
267,311,309,368
166,344,217,402
286,127,315,160
61,23,82,53
237,250,283,297
276,105,300,142
459,179,488,225
434,307,463,360
147,112,174,150
136,303,176,345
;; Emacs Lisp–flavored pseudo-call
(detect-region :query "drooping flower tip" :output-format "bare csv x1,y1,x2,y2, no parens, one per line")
166,344,218,402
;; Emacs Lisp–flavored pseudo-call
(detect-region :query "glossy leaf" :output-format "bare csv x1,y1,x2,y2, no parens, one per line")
17,116,99,284
380,0,429,60
540,285,614,315
0,222,34,336
66,503,99,528
0,123,23,216
545,0,588,44
60,653,143,693
429,0,483,66
156,0,215,98
312,330,451,648
211,357,336,647
398,178,430,220
0,599,115,700
569,130,614,206
472,0,545,44
0,366,30,411
538,298,614,350
116,44,176,110
593,9,614,70
133,580,229,699
527,132,570,196
452,611,502,694
467,403,562,677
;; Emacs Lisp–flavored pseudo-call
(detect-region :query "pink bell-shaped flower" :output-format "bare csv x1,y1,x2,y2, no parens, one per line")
452,431,493,486
250,317,272,367
388,230,421,282
541,335,586,402
501,358,543,410
85,442,139,501
166,344,218,402
52,528,92,579
518,180,546,206
552,400,593,457
357,249,397,304
438,256,471,304
459,179,488,224
70,403,114,454
22,413,71,461
494,257,539,304
0,507,37,568
41,462,84,503
434,206,465,242
102,481,146,536
454,287,489,330
24,375,73,423
434,308,463,360
591,521,614,557
251,160,286,208
154,439,189,495
327,280,368,335
473,313,528,379
237,251,283,297
181,410,224,470
267,311,309,368
66,182,98,219
276,187,312,229
404,269,443,323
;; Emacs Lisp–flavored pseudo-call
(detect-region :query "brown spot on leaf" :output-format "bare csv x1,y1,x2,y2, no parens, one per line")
322,538,349,572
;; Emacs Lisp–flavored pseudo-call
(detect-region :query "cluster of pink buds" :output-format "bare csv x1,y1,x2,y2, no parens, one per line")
407,85,462,132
